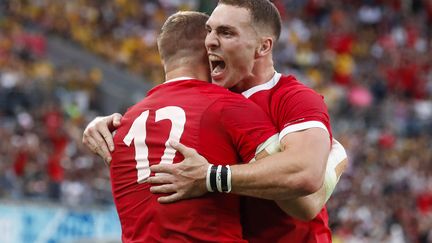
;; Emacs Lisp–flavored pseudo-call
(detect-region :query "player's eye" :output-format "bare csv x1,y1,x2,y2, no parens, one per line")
220,30,233,37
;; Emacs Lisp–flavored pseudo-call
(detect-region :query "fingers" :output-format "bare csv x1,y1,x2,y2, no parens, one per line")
148,175,183,203
147,175,174,185
150,184,176,194
169,141,197,157
82,113,119,162
98,121,115,152
84,135,112,164
157,193,182,204
83,123,112,163
150,164,176,174
102,113,121,151
108,113,123,130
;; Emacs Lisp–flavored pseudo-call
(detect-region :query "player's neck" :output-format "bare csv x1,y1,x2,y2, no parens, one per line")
231,58,275,92
165,65,210,83
253,56,276,85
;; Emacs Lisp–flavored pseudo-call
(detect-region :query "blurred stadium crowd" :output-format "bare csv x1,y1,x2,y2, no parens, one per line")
0,0,431,242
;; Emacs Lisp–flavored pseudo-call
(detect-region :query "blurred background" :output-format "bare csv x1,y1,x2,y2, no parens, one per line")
0,0,431,242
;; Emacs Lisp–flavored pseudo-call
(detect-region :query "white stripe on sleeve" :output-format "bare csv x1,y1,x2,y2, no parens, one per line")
279,121,329,141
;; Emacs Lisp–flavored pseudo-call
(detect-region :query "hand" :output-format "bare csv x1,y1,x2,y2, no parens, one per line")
82,113,122,165
148,141,209,203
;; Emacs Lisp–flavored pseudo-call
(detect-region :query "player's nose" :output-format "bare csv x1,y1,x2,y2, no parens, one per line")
205,30,219,51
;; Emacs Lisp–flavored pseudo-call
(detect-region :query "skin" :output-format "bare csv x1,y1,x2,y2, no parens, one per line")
205,5,264,92
83,5,347,221
148,4,336,220
82,113,121,165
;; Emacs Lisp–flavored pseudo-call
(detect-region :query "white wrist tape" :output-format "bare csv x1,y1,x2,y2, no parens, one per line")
206,164,214,192
216,165,222,192
324,139,347,202
226,165,232,193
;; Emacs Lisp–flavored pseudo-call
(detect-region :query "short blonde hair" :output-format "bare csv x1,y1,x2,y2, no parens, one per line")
157,11,209,63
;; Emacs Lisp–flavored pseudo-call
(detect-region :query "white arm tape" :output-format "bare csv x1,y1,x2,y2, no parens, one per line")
264,138,282,155
324,138,347,202
250,134,281,163
256,134,280,155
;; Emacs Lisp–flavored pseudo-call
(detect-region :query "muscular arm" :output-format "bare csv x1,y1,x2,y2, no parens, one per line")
277,153,347,220
82,113,347,220
257,137,348,220
82,106,344,220
229,127,330,200
149,128,329,201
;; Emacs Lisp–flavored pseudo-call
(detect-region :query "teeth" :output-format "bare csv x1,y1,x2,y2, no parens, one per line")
209,55,222,61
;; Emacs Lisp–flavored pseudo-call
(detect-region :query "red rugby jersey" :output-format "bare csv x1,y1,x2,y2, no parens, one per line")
111,78,277,243
241,73,332,243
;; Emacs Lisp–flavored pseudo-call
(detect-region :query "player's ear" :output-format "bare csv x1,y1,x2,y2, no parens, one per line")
255,37,273,58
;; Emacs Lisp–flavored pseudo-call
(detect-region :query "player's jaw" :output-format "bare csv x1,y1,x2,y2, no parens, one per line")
208,52,238,89
208,52,248,91
209,53,226,82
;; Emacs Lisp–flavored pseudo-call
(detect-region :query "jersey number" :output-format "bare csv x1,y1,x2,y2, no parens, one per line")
123,106,186,183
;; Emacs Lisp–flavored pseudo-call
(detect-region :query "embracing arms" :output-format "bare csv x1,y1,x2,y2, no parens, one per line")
82,114,347,221
149,127,347,220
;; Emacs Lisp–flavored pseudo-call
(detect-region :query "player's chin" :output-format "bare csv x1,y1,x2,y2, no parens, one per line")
211,77,226,87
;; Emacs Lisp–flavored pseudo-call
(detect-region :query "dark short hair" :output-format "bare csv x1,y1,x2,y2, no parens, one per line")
157,11,209,62
218,0,282,41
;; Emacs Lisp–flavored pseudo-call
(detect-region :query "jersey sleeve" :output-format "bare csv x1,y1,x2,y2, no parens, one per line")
274,86,332,141
216,96,278,163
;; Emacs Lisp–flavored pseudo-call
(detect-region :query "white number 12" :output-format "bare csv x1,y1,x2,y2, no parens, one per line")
122,106,186,183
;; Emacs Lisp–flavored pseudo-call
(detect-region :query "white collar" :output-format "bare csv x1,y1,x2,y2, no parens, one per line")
164,77,195,84
241,72,282,98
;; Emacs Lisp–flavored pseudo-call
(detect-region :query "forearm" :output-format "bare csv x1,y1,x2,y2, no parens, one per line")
229,128,330,201
230,151,322,200
276,156,348,220
275,143,348,220
276,186,326,221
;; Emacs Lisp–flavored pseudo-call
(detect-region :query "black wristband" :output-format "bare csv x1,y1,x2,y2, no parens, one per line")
220,166,228,192
210,165,218,192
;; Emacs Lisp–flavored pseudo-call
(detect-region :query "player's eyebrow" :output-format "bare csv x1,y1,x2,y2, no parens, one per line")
218,25,236,32
206,23,237,32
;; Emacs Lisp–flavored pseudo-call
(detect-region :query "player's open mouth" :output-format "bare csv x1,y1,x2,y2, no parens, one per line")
209,55,226,78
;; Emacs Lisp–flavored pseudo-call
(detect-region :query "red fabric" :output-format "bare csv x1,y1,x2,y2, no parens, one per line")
13,151,28,177
14,33,46,56
47,136,67,182
378,34,397,51
427,1,432,23
377,0,401,11
333,72,353,86
378,132,396,149
417,192,432,214
273,0,287,19
243,74,332,243
44,110,64,140
246,74,332,140
305,0,320,17
405,24,419,49
110,79,276,243
327,33,354,54
386,63,426,99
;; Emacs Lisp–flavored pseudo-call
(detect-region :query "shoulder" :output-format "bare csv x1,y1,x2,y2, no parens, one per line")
274,75,324,102
276,75,316,94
